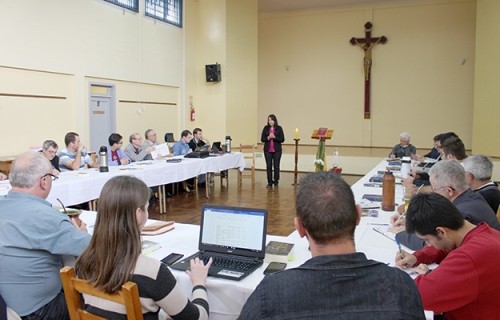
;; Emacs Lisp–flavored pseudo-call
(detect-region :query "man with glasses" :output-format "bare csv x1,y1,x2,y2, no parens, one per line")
143,129,159,149
393,160,500,250
104,133,130,166
124,133,155,162
463,155,500,212
0,152,90,319
58,132,98,171
40,139,60,174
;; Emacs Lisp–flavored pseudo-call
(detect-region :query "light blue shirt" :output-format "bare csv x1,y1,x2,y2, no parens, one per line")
58,147,92,171
0,191,91,316
173,140,191,156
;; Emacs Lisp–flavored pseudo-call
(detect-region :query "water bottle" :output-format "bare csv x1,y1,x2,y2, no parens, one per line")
99,146,109,172
401,157,411,178
382,170,395,211
333,148,339,167
225,136,232,153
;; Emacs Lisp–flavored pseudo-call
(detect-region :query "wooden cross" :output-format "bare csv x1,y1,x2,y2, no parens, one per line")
350,22,387,119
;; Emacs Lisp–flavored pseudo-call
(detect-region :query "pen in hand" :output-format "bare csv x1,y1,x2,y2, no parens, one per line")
396,238,404,260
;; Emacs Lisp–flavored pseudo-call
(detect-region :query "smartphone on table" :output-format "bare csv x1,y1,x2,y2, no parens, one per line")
161,253,184,266
263,262,287,275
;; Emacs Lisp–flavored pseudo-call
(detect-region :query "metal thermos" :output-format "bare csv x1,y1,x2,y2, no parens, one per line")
225,136,232,153
99,146,109,172
382,170,395,211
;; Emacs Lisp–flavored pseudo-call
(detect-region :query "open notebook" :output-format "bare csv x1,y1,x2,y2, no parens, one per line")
171,204,268,281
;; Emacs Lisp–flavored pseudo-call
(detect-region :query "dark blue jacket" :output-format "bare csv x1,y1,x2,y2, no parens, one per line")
238,253,425,320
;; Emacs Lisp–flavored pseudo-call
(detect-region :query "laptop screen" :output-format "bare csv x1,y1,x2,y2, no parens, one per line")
199,205,268,259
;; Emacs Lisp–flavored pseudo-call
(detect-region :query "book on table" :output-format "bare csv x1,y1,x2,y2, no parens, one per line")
264,241,295,263
141,221,174,236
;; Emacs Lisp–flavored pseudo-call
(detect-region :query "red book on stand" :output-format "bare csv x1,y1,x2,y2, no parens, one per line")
316,127,328,138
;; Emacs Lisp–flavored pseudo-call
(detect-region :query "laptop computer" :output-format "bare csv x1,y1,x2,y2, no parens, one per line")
210,141,223,153
164,132,175,143
170,204,268,281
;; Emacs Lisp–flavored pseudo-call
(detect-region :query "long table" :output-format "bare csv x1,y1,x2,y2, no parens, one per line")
79,159,432,320
0,153,245,213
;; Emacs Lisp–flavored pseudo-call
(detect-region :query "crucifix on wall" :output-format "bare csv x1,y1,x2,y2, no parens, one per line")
350,22,387,119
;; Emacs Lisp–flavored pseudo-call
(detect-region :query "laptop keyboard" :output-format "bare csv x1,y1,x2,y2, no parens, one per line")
197,254,260,271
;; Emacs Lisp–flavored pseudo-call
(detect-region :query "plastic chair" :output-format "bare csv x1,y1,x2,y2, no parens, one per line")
60,266,144,320
238,144,256,187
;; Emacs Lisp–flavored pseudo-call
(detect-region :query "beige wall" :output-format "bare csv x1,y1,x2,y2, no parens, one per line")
0,0,183,156
184,0,258,146
258,0,476,150
473,0,500,156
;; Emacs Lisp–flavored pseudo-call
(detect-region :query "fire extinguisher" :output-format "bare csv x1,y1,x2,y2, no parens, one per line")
190,106,196,121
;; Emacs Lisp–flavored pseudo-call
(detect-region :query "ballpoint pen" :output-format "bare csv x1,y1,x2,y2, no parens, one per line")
393,212,406,226
396,238,404,260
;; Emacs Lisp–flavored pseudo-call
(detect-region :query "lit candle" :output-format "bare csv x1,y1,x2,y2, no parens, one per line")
295,128,299,140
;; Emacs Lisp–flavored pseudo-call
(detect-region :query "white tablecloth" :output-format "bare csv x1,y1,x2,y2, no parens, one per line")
0,153,245,207
78,160,432,320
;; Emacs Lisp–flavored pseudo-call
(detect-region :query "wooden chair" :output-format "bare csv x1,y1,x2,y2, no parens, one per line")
496,204,500,223
60,266,144,320
238,144,256,187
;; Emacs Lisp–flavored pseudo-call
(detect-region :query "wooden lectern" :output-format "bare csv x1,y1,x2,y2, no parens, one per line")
311,128,334,141
312,128,334,172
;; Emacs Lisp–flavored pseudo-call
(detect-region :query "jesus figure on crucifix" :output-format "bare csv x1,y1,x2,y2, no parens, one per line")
350,22,387,119
351,37,385,80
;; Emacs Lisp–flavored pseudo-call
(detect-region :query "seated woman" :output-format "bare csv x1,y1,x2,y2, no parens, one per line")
75,176,212,319
388,131,417,159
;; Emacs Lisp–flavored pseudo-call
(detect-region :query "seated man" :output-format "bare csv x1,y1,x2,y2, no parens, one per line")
142,129,159,149
58,132,97,171
173,130,193,156
189,127,208,151
404,132,459,189
396,193,500,320
173,130,194,192
463,154,500,212
421,133,442,160
188,128,209,185
389,131,417,159
441,135,467,161
104,133,130,166
40,139,60,174
392,160,500,250
124,133,155,162
0,152,91,319
238,172,425,320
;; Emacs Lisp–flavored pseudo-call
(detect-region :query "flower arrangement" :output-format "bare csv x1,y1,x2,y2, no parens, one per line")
314,140,327,172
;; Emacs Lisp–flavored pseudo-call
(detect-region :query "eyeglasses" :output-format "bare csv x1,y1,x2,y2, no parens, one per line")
41,173,59,181
431,185,455,192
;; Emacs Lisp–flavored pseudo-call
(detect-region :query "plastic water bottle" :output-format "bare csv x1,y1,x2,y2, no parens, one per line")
333,148,339,167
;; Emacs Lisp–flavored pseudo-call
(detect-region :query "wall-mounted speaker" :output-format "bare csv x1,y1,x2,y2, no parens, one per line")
205,64,221,82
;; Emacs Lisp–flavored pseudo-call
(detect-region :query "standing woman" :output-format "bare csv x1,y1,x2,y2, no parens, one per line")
261,114,285,188
75,176,212,319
